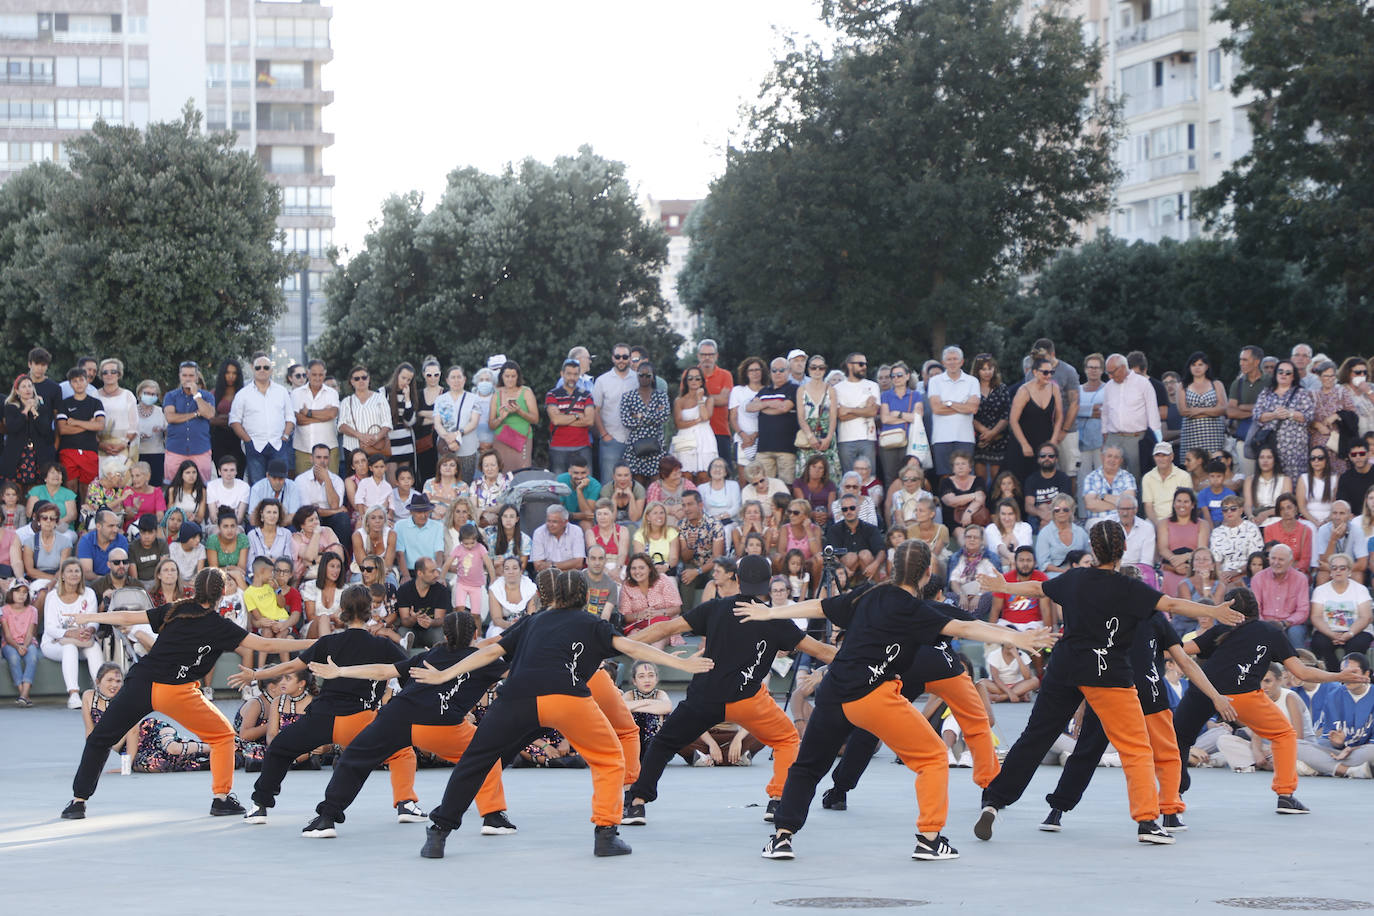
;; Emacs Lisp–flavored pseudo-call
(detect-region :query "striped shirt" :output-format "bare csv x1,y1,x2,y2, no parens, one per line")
338,391,391,452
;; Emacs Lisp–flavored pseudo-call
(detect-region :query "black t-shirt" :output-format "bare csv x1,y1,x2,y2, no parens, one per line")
1192,618,1296,695
392,644,507,726
816,584,953,705
395,579,453,619
1336,467,1374,512
136,603,248,684
1042,567,1162,688
938,476,986,502
755,382,800,452
56,394,104,452
497,604,619,699
898,604,974,701
299,628,407,714
1132,611,1181,715
33,377,61,433
1024,470,1073,511
681,596,804,704
129,537,169,581
824,519,883,555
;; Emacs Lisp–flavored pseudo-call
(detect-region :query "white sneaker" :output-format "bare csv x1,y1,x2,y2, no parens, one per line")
1296,761,1318,777
956,751,973,768
692,750,713,767
66,693,82,709
401,631,414,651
1233,765,1256,773
1057,750,1072,766
201,686,214,701
947,748,957,766
1100,752,1121,768
738,750,754,767
1346,762,1371,779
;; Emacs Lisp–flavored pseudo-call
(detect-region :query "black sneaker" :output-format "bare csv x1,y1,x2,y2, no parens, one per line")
242,804,268,824
481,811,518,835
301,815,337,838
911,833,959,861
1137,820,1175,844
764,798,779,823
211,795,247,817
396,800,427,823
593,824,632,857
60,799,86,820
973,805,998,841
420,825,450,859
1276,795,1309,815
761,832,795,860
1162,813,1187,832
621,791,647,826
821,788,847,811
1039,808,1063,832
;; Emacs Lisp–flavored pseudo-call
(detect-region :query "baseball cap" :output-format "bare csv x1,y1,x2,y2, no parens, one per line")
737,555,772,597
1152,441,1174,456
787,349,807,361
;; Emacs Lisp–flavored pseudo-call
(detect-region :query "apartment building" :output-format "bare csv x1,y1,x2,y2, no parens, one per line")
643,195,700,345
0,0,333,361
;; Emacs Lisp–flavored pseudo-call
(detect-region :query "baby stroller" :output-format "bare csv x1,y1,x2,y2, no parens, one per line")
505,469,572,538
103,586,155,669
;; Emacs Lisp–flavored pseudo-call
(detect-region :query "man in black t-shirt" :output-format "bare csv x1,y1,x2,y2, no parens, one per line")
396,558,453,649
1023,444,1073,530
56,366,105,497
623,555,835,825
825,495,883,580
750,361,800,484
1335,435,1374,509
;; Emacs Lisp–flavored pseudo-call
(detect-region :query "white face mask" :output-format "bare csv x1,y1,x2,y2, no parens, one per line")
141,393,159,406
476,380,495,397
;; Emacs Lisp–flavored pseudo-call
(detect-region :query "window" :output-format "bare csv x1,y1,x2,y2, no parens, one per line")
56,57,77,87
268,62,305,89
267,104,310,130
1208,119,1222,159
231,62,251,88
206,61,225,88
0,14,38,40
78,57,100,87
127,16,147,36
207,104,227,130
129,101,148,127
101,57,121,88
56,98,121,129
1207,48,1222,90
271,145,306,173
66,15,117,37
1,57,54,85
206,17,225,45
129,58,148,89
230,18,249,47
232,105,250,130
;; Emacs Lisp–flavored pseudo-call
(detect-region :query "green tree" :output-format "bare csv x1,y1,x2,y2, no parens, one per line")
679,0,1120,368
315,146,680,392
0,103,298,383
1196,0,1374,335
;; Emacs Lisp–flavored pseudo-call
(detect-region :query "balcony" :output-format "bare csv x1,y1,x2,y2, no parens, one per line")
0,72,55,86
281,205,332,217
52,32,121,45
254,86,334,106
1122,81,1198,119
1117,7,1199,51
1134,220,1201,244
257,127,333,148
1122,151,1198,186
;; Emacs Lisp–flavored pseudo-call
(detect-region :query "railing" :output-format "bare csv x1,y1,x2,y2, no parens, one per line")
1121,81,1198,119
1121,151,1197,185
282,205,332,217
1116,7,1199,50
52,32,121,44
0,73,55,85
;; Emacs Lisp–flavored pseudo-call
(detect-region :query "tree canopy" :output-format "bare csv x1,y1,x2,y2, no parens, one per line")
314,146,680,390
678,0,1121,368
0,103,298,384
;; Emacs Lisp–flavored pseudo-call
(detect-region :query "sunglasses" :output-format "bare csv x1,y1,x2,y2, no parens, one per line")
1036,369,1053,376
40,514,57,522
770,367,787,373
1355,369,1369,376
850,361,867,367
788,509,804,516
901,476,919,483
108,559,128,565
100,369,119,375
351,374,368,382
359,565,376,573
179,360,198,369
254,364,272,371
808,364,827,372
612,353,630,360
1223,506,1241,513
1276,369,1293,376
424,372,439,378
1039,453,1057,460
841,506,857,512
1310,454,1327,461
1351,451,1368,458
1052,507,1071,513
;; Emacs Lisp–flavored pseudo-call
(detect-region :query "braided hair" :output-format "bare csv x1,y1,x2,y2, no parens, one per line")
555,569,588,610
163,567,225,625
891,539,932,591
443,608,478,649
1088,520,1126,568
535,567,558,610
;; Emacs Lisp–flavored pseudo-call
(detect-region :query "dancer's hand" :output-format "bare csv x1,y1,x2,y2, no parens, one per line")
410,661,452,685
733,601,773,622
1338,667,1370,685
678,655,715,674
1209,599,1243,626
227,665,256,689
308,656,341,680
1211,695,1238,723
977,572,1008,593
1011,627,1057,654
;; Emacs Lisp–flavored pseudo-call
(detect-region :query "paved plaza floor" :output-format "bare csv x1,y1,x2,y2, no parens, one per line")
1,699,1364,915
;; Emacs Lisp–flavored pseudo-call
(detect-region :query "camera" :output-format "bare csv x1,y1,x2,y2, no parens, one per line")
822,545,848,559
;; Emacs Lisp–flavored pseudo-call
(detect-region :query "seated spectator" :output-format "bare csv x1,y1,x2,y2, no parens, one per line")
1309,554,1373,672
531,504,586,573
791,454,837,517
1115,493,1157,580
1022,445,1072,532
294,443,349,547
206,454,249,526
985,498,1032,569
27,463,78,531
940,450,989,529
677,491,725,603
246,498,293,568
887,464,931,532
700,457,741,526
395,556,452,649
781,549,811,601
946,524,997,613
84,662,212,774
127,513,167,585
982,643,1040,703
1178,546,1225,609
272,557,305,628
1262,493,1315,572
487,555,536,639
830,471,879,526
40,558,103,708
84,456,131,529
681,722,766,768
769,497,822,582
851,455,884,519
76,509,129,582
1034,493,1088,577
301,550,348,639
1297,445,1338,525
364,581,404,646
19,501,73,581
1209,494,1264,587
622,660,671,758
619,553,682,649
1244,445,1292,525
647,454,697,523
122,461,166,525
82,663,134,760
1297,657,1374,777
1081,445,1136,527
355,553,394,615
484,503,531,568
1140,440,1192,522
90,546,142,612
244,557,298,665
246,458,301,522
1252,543,1310,648
2,580,39,706
989,546,1052,630
351,505,396,579
422,453,469,522
732,499,769,559
469,450,513,527
1313,499,1353,585
206,508,249,574
393,494,444,580
290,505,341,583
147,557,187,608
586,498,629,578
168,521,205,582
164,459,208,526
1158,490,1212,609
607,462,646,527
235,675,283,772
388,465,420,523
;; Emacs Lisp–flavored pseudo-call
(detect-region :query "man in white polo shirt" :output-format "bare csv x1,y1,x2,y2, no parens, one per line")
926,346,981,478
292,360,339,476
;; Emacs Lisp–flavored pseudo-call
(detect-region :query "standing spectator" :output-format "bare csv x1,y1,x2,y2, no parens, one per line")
546,358,596,474
1100,353,1158,481
1338,357,1374,439
729,356,767,475
393,494,444,579
1309,360,1355,475
470,365,498,454
787,349,808,387
25,347,61,438
1308,554,1372,672
246,459,300,521
228,353,295,486
292,360,339,477
593,343,637,485
832,352,880,475
383,362,418,482
413,359,443,486
1226,345,1268,476
696,339,734,468
971,354,1009,486
1081,446,1137,528
1253,359,1316,482
295,444,349,548
134,379,166,486
1155,488,1210,600
796,354,839,482
927,346,981,479
56,367,106,502
162,360,215,485
621,361,670,486
337,365,391,467
40,558,102,708
1022,444,1073,532
1210,494,1265,588
752,358,800,485
1176,352,1228,456
1128,351,1170,440
1033,340,1081,490
1291,343,1322,392
212,360,250,475
879,361,924,486
3,374,55,490
94,358,138,464
1141,441,1192,523
673,366,718,482
433,366,481,482
1251,543,1311,648
489,361,537,471
60,356,97,398
1075,353,1107,492
1006,357,1063,488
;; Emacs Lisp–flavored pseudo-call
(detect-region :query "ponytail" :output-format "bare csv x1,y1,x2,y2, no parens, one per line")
535,567,557,609
891,540,932,591
164,567,225,625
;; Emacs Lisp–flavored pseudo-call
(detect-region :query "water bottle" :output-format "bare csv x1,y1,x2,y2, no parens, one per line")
120,752,131,776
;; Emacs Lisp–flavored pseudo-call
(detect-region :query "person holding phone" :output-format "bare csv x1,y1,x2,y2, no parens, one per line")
162,360,216,486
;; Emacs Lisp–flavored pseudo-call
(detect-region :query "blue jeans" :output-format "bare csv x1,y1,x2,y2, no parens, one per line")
836,439,876,475
598,437,628,486
1285,624,1309,651
548,445,592,476
932,440,975,477
3,642,39,686
243,441,286,487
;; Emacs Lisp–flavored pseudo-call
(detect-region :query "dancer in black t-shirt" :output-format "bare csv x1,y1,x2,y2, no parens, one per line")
973,521,1244,845
411,570,713,859
61,568,312,820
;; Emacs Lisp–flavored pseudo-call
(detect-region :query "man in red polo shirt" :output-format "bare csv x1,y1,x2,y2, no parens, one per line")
989,547,1053,630
697,339,734,471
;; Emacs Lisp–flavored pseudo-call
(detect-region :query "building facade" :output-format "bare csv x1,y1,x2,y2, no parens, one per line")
0,0,333,362
642,196,699,345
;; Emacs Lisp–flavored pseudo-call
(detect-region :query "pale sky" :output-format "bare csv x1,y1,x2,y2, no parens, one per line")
325,1,833,257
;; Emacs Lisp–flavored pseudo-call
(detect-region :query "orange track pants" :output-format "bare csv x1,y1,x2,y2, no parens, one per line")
537,694,626,826
842,680,949,834
333,710,418,805
587,668,640,785
412,722,506,815
928,673,1001,788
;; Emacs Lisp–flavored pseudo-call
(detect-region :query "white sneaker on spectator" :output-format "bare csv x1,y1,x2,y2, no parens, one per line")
66,693,82,709
692,751,713,767
1233,765,1256,773
1100,752,1121,768
201,686,214,701
947,748,957,766
1346,762,1371,779
956,751,973,768
401,631,414,651
1295,761,1318,777
1057,750,1071,766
